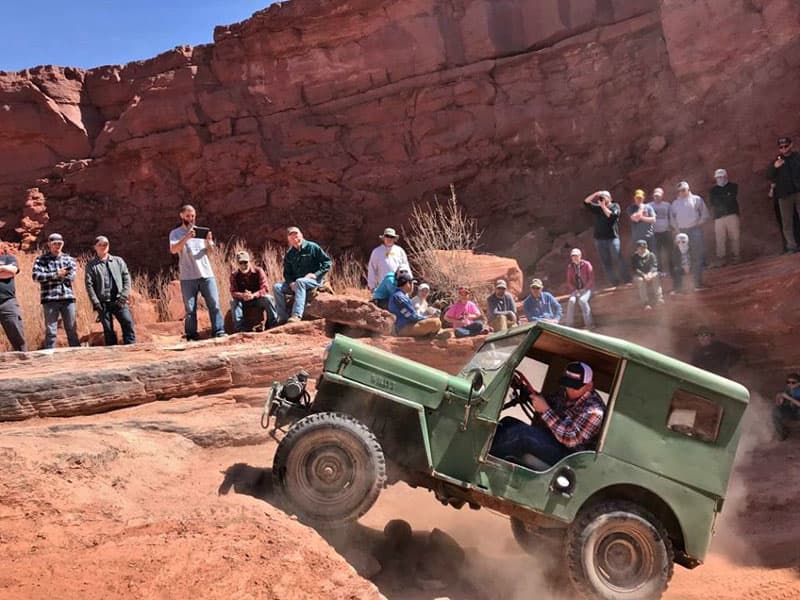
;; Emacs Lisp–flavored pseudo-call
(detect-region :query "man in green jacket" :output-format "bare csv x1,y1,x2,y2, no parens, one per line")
273,227,332,324
85,235,136,345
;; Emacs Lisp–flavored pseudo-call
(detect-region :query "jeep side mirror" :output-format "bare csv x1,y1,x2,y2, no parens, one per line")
471,371,484,393
461,370,486,431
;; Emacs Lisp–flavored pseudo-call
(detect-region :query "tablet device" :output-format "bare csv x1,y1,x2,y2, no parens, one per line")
192,226,210,239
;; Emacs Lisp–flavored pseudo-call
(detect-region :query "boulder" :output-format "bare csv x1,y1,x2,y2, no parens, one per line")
427,250,524,297
304,294,395,335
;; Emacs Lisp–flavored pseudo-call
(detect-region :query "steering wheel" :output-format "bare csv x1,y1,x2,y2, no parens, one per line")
504,370,539,423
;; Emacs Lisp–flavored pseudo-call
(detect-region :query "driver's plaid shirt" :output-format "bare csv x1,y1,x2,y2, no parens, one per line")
541,389,605,449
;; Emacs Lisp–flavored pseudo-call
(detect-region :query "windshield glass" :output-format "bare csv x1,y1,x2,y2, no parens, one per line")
460,333,527,383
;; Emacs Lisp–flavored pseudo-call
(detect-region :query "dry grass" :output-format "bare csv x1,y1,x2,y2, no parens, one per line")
328,249,365,292
403,184,484,307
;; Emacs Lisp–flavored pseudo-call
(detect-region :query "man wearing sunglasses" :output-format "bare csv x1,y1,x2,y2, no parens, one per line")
229,251,277,332
774,373,800,441
767,136,800,253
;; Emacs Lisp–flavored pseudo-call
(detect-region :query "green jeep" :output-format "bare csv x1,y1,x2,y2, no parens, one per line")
265,322,748,599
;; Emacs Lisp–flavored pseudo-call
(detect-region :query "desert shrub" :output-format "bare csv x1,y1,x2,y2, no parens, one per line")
328,249,365,292
403,184,485,307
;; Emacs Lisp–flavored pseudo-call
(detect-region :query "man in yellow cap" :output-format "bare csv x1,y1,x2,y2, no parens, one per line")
627,189,656,251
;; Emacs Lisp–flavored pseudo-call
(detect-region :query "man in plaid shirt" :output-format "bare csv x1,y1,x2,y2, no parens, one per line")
32,233,80,349
491,361,605,466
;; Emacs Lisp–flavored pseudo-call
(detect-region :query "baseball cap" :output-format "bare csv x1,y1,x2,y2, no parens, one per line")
529,278,543,288
634,189,645,199
676,181,690,191
48,233,64,242
94,235,109,245
778,136,792,146
714,168,727,178
675,233,689,243
396,272,414,287
418,283,430,291
235,251,251,262
495,279,507,289
560,361,594,389
652,187,664,197
570,248,582,256
286,226,301,235
381,227,399,239
597,190,611,200
635,239,648,248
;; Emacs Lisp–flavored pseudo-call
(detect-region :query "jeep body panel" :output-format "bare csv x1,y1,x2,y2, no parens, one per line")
316,322,748,563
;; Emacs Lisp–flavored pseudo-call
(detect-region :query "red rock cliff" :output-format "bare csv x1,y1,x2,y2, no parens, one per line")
0,0,798,275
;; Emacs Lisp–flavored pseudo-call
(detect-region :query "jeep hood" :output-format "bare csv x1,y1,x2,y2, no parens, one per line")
323,335,471,409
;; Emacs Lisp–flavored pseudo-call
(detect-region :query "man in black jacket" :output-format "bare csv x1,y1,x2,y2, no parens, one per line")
630,240,663,309
767,136,800,253
709,168,740,265
690,326,740,379
85,236,136,345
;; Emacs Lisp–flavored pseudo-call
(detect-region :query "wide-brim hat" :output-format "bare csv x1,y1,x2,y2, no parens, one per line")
381,227,399,239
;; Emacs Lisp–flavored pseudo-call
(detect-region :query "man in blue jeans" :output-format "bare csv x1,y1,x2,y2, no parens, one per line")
169,205,225,340
273,226,332,324
32,233,80,349
774,373,800,441
583,190,629,287
669,181,711,291
229,250,277,332
491,362,605,467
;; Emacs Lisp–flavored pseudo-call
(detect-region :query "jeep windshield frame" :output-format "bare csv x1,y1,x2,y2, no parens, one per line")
459,331,528,386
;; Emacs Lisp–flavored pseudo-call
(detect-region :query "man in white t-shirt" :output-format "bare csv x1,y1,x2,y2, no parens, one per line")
169,204,226,340
367,228,410,290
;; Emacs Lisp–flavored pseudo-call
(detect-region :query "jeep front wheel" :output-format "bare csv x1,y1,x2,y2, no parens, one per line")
272,412,386,528
566,501,674,600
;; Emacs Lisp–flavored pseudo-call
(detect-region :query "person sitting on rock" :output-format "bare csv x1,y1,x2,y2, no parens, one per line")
486,279,517,331
630,240,664,310
490,361,605,466
522,278,562,324
444,287,485,338
411,283,439,317
773,373,800,441
230,251,277,332
389,273,446,338
85,235,136,345
671,232,697,295
565,248,594,330
690,326,741,379
273,226,332,324
372,265,412,310
367,228,409,291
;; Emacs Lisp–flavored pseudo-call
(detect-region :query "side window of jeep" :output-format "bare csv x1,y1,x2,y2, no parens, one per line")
666,390,724,443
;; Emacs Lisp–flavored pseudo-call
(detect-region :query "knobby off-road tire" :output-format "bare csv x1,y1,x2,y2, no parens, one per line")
566,500,674,600
272,412,386,529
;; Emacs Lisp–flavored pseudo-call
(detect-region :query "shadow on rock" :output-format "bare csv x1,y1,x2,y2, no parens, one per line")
218,463,274,501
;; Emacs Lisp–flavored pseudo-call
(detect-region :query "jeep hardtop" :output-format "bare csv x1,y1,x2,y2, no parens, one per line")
265,321,748,599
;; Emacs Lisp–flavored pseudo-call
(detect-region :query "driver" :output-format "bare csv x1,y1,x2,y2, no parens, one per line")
490,362,605,466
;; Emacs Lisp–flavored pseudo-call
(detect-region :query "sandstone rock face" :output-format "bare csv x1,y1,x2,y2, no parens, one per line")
0,0,798,279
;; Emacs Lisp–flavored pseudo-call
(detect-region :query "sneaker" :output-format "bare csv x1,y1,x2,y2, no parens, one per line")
644,305,653,310
434,329,453,341
656,299,665,305
693,286,706,292
182,334,199,342
215,332,228,338
287,315,302,324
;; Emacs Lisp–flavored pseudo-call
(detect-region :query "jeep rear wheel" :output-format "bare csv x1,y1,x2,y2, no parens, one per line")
272,412,386,528
566,501,673,600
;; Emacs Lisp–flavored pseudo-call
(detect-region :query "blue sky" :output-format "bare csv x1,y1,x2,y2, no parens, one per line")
1,1,274,72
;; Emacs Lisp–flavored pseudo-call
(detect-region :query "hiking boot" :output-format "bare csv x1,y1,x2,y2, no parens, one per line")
434,329,453,341
287,315,302,324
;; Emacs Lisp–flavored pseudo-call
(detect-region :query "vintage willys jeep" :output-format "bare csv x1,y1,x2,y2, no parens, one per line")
265,322,748,599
